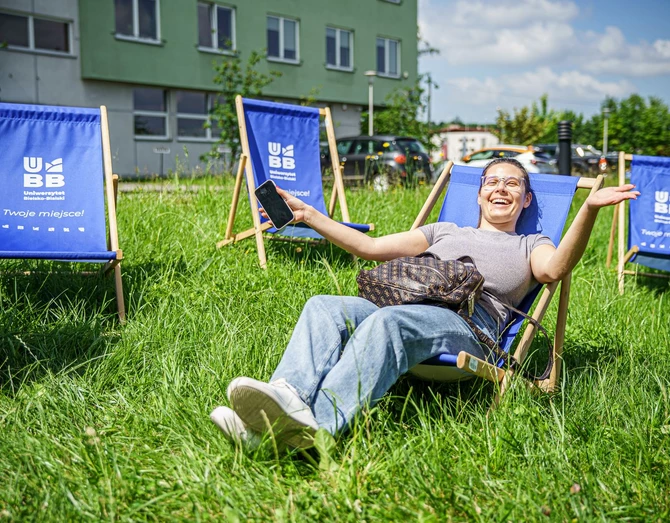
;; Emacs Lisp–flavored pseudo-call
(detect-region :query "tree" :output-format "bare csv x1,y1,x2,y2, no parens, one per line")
604,95,670,156
361,78,432,150
539,110,595,145
492,94,670,156
450,116,465,127
205,50,282,172
493,94,557,145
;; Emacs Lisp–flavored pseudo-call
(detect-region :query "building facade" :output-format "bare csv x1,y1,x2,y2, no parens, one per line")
430,126,499,163
0,0,418,177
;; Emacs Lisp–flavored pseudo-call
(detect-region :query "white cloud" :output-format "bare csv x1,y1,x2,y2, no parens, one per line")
518,68,635,100
451,23,575,66
419,0,579,66
451,0,578,27
594,26,626,55
419,0,668,122
446,77,503,105
655,40,670,59
419,0,670,76
584,29,670,76
447,67,636,106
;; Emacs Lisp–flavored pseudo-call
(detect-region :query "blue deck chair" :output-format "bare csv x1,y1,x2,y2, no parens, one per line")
217,96,374,268
0,102,125,322
607,153,670,293
407,162,603,394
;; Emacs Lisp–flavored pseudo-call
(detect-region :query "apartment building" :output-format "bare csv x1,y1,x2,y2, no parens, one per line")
0,0,418,176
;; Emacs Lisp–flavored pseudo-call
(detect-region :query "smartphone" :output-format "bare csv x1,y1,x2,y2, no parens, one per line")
254,180,295,230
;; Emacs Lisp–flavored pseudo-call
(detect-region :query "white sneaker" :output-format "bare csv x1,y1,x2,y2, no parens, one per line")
209,406,262,449
227,377,318,449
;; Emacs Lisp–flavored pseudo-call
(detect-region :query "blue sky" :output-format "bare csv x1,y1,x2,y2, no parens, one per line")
418,0,670,124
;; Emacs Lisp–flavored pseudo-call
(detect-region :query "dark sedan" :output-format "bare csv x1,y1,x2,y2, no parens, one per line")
321,135,433,190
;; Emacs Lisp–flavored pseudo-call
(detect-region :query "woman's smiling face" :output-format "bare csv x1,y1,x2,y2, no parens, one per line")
477,162,532,232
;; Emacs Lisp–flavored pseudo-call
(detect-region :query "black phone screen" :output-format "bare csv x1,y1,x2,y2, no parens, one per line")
254,180,295,230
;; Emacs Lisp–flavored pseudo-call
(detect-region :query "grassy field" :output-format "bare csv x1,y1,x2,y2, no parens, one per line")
1,175,669,521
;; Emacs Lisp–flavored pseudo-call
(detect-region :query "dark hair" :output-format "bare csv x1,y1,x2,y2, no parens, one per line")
481,157,533,196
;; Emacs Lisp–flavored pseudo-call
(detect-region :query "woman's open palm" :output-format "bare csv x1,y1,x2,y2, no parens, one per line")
586,184,640,209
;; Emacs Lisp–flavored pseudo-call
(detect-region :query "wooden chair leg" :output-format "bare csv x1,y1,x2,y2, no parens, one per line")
115,263,126,324
606,204,618,268
219,155,246,248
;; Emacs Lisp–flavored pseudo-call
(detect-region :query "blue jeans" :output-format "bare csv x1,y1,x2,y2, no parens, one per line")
271,295,498,435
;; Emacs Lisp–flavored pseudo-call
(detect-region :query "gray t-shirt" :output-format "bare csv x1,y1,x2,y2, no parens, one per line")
419,222,554,328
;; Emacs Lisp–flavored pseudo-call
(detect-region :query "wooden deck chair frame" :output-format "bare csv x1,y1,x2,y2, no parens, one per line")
217,95,373,269
410,161,602,398
0,105,125,323
606,151,670,294
100,106,126,323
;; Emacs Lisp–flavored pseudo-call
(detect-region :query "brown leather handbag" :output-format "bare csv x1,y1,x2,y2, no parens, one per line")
356,253,554,380
356,253,483,316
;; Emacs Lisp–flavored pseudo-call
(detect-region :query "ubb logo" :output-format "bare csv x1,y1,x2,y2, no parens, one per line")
23,157,65,188
655,191,669,213
268,142,295,170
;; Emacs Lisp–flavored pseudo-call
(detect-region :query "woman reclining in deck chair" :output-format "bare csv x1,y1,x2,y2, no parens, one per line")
211,158,639,449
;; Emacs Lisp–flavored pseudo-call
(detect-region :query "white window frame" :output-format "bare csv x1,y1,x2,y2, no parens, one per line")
133,88,169,140
325,26,353,72
176,92,220,142
376,36,401,78
266,15,300,65
115,0,161,45
0,11,74,57
197,2,235,55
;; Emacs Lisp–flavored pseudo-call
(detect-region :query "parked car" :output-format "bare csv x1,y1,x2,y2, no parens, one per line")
536,143,618,175
321,135,433,191
458,145,558,174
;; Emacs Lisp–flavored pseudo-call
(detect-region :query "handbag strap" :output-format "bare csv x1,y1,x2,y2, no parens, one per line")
458,301,554,382
405,254,554,382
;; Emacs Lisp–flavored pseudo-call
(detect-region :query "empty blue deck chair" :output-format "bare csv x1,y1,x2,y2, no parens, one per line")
218,96,374,268
607,153,670,293
0,102,125,322
407,162,603,394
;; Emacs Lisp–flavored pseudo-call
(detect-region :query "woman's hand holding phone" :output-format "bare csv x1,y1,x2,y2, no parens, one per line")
272,186,310,222
255,180,313,230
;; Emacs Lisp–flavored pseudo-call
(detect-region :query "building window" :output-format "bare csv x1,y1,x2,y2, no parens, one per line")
197,2,234,52
133,87,168,138
176,91,220,141
0,12,71,54
267,15,299,63
326,27,352,71
376,37,400,77
114,0,160,42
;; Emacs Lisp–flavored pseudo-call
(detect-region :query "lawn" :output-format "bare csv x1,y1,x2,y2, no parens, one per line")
1,175,669,521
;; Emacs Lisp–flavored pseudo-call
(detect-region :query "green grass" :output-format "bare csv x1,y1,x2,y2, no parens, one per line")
1,176,669,521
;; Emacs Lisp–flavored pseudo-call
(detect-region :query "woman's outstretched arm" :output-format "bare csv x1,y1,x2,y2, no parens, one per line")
271,186,429,261
530,184,640,283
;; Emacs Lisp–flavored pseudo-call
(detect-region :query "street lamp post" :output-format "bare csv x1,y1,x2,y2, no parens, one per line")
365,70,376,136
602,107,610,156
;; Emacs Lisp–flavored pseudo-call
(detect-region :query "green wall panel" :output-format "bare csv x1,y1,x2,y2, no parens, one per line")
79,0,418,105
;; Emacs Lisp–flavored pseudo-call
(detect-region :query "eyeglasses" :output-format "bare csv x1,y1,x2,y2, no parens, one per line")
481,175,524,192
